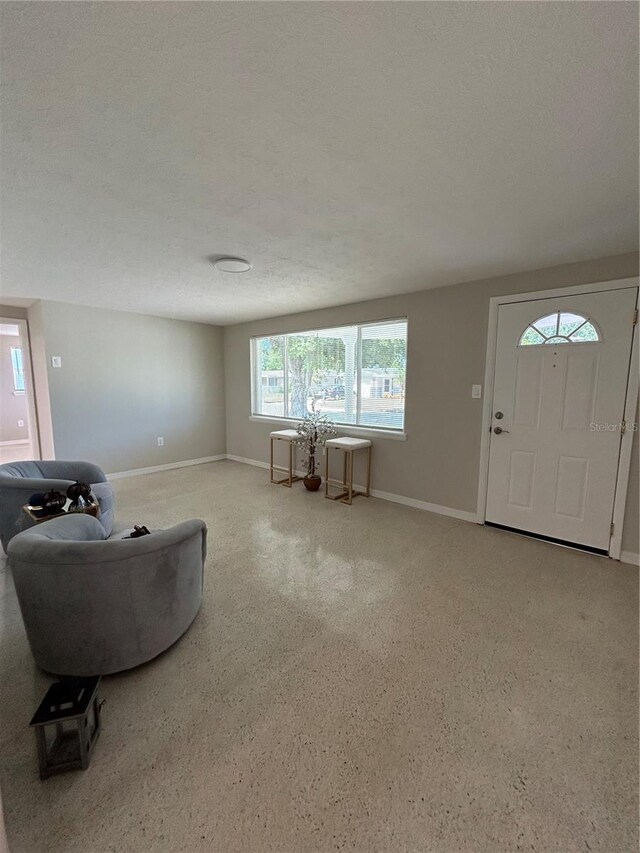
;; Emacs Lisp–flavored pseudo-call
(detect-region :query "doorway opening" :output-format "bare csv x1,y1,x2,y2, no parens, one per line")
0,318,40,464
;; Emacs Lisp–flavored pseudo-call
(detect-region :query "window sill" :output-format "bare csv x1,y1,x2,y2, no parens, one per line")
249,414,407,441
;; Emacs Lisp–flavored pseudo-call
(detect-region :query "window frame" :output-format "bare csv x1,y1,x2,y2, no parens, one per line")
250,317,408,435
518,311,602,347
10,346,26,393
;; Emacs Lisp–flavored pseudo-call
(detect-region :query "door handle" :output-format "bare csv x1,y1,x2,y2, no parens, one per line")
493,426,510,435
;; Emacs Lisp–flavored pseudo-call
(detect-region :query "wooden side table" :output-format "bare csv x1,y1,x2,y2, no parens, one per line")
21,502,100,527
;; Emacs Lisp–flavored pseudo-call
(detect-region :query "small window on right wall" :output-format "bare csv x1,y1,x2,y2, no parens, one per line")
10,347,25,392
519,312,600,347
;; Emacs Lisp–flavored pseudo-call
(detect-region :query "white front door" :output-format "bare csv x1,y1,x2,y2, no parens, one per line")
485,287,637,551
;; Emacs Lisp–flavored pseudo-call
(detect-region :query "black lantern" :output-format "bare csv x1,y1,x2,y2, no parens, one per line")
66,481,95,512
29,677,102,780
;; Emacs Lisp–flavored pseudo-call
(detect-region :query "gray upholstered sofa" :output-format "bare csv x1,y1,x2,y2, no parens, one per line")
7,514,207,676
0,460,115,553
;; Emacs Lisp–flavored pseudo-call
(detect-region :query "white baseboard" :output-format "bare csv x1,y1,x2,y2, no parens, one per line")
225,454,477,523
225,454,271,471
226,454,310,478
108,455,226,480
620,550,640,567
368,487,477,522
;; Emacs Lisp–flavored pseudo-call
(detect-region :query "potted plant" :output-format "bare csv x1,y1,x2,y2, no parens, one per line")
295,406,337,491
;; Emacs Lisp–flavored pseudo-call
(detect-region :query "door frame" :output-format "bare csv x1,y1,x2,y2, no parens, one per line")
0,316,42,460
476,277,639,561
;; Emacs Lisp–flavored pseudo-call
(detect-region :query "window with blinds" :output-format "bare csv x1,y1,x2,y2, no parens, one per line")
251,318,407,430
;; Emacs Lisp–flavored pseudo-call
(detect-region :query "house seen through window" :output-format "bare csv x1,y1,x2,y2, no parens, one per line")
252,319,407,430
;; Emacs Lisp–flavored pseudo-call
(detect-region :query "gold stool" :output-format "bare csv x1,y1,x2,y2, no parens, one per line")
269,429,302,487
324,437,372,505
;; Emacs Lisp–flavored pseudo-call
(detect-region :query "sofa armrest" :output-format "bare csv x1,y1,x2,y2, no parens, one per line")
99,519,207,565
35,461,108,484
8,515,207,566
0,477,76,494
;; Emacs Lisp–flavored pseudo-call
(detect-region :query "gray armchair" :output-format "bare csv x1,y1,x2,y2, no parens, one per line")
7,514,207,676
0,460,115,553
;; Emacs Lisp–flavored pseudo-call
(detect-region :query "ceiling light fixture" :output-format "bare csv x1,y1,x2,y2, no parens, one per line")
212,257,252,273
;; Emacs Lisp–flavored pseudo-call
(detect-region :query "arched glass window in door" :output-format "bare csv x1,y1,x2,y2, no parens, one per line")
519,311,600,346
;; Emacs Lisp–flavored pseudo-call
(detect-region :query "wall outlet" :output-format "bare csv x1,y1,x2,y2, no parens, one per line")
51,356,62,368
472,384,482,399
157,436,164,446
17,419,24,428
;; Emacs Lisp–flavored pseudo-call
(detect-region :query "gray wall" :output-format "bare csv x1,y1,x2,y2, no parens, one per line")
34,301,226,474
224,252,640,555
0,333,29,441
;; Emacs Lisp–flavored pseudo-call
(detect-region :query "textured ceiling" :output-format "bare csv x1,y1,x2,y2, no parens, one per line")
1,2,638,325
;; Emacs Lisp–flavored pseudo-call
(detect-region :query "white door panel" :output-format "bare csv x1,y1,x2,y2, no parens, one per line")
513,357,544,428
560,350,600,429
486,288,637,550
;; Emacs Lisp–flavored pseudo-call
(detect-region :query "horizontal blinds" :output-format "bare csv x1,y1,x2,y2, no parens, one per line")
255,336,285,418
358,320,407,430
252,318,407,430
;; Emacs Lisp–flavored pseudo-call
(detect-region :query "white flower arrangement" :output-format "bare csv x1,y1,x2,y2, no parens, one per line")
295,407,337,478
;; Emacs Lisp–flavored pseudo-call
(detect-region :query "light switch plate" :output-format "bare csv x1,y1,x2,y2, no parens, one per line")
51,356,62,368
472,384,482,399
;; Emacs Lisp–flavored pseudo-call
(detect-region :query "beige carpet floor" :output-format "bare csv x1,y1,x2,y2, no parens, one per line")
0,460,637,853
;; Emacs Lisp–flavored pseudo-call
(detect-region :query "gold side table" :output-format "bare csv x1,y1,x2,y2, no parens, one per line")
324,437,372,505
269,429,302,487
